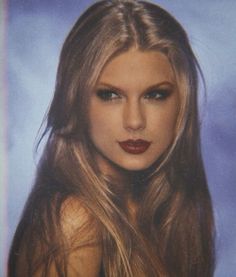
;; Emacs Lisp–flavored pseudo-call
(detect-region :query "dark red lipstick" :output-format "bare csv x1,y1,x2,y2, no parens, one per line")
118,139,151,154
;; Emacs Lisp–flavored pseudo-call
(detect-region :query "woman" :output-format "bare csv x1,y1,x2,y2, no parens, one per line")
8,0,215,276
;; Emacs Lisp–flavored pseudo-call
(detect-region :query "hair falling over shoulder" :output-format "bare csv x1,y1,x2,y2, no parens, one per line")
8,1,215,276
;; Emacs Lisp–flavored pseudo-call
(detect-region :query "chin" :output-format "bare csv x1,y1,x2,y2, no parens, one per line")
117,159,154,172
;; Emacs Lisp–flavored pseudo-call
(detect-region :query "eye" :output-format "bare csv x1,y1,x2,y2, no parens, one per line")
96,89,121,101
144,89,171,101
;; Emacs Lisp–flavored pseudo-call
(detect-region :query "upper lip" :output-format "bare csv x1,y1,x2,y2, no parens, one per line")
119,139,151,145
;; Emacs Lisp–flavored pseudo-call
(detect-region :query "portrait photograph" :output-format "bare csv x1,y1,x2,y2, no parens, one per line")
1,0,236,276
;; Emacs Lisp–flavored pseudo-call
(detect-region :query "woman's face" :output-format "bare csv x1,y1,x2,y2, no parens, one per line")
88,49,179,174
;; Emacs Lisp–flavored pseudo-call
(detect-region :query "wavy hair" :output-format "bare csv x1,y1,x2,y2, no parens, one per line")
8,1,215,276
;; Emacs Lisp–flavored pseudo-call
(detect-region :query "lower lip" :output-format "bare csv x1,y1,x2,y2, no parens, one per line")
118,141,151,154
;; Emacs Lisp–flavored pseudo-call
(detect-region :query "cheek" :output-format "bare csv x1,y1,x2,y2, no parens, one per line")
88,103,120,143
150,104,179,142
163,97,180,133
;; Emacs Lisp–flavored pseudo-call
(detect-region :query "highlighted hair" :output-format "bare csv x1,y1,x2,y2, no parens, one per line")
8,1,215,276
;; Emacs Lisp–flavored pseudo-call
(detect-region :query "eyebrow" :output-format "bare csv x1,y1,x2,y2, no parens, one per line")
97,81,175,94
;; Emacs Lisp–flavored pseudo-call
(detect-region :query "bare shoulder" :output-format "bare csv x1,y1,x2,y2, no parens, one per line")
11,196,103,277
59,196,103,276
60,196,97,239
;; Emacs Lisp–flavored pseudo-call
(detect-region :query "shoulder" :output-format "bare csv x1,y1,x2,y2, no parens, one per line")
59,196,103,276
59,195,102,246
9,190,103,276
60,197,95,238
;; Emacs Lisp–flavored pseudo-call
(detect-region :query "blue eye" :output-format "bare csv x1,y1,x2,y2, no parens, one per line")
96,89,121,101
144,89,171,101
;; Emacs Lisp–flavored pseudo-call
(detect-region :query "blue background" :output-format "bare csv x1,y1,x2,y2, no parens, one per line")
5,0,236,276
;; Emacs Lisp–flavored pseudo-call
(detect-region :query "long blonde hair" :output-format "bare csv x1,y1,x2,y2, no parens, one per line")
9,1,215,276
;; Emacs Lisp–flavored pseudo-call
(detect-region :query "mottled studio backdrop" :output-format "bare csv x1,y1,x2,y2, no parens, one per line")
5,0,236,276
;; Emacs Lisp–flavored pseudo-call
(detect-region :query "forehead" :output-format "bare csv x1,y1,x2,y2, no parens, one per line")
98,49,175,89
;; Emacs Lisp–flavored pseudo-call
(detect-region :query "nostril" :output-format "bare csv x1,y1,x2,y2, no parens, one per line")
123,102,145,131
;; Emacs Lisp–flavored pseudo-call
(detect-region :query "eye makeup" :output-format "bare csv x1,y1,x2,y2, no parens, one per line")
96,88,121,101
95,82,174,102
144,88,172,101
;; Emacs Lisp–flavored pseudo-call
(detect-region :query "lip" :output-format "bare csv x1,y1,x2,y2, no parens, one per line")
118,139,151,154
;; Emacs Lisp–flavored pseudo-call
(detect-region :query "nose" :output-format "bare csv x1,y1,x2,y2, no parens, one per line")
123,99,146,131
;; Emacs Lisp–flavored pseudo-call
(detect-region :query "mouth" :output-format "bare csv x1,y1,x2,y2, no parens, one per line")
118,139,151,154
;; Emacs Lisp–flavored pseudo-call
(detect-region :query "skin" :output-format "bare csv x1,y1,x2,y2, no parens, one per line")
89,49,180,180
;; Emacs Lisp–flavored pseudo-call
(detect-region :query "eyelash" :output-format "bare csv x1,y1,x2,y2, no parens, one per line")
144,89,171,100
96,89,121,101
96,88,171,102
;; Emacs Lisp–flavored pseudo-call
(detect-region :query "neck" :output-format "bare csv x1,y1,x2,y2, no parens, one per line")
94,152,151,225
95,152,148,201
